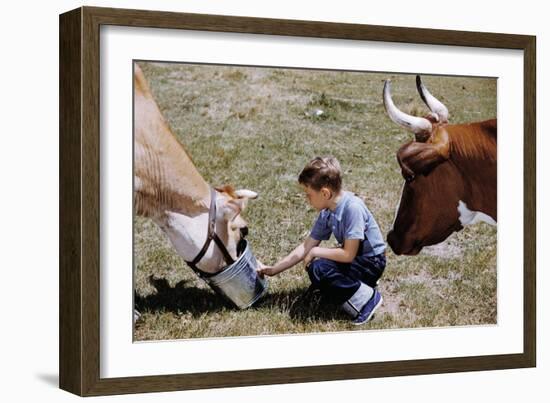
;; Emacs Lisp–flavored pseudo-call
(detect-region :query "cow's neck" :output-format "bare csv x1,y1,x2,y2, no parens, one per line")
136,143,210,216
442,123,497,221
449,141,497,220
155,206,235,274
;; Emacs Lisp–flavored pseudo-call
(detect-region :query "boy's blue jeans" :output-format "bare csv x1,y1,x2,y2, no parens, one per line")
307,253,386,306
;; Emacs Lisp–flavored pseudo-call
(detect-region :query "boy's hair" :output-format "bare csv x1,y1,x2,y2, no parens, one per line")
298,156,342,192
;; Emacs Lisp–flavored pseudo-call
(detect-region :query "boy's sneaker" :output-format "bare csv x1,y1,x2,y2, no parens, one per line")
352,289,383,325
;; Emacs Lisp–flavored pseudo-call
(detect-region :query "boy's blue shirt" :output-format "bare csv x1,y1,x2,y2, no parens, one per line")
310,191,386,257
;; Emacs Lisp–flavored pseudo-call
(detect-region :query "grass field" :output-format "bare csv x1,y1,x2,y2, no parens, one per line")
133,61,497,341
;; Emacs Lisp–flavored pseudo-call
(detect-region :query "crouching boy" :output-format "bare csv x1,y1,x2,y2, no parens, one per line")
258,156,386,325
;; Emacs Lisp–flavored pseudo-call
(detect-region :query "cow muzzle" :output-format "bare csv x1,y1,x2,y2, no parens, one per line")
387,229,422,256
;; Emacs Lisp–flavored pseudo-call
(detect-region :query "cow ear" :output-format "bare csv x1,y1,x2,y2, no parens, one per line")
396,129,450,178
221,190,258,220
234,189,258,199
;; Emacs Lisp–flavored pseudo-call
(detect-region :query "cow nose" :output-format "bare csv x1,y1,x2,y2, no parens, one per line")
387,230,397,252
387,230,404,255
240,226,249,238
387,230,420,256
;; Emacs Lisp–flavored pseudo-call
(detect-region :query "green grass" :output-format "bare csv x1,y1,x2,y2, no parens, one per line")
134,62,497,341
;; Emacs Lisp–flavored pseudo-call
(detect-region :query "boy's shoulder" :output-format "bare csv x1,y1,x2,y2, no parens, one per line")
344,192,369,210
340,193,373,219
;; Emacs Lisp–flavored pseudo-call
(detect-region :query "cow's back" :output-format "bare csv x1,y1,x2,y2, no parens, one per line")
133,64,210,218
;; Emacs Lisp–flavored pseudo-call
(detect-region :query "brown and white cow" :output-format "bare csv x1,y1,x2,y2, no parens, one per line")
134,64,257,273
384,76,497,255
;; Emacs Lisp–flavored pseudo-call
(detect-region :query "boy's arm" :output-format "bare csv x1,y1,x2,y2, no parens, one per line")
306,239,360,265
259,236,321,276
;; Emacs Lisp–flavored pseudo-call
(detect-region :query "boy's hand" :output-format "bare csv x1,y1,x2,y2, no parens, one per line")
304,247,319,269
257,262,278,278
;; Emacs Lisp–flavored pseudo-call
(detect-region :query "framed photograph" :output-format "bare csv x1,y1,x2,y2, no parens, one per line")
59,6,536,396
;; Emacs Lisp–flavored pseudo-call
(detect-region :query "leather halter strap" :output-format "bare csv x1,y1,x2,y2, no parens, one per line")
185,187,235,277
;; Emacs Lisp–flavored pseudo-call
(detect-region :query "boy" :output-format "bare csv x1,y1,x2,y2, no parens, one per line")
258,156,386,325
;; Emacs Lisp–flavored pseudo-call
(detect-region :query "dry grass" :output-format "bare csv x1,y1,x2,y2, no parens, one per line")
134,62,497,341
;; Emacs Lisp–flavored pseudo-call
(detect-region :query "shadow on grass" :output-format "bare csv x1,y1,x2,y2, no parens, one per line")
135,276,346,323
256,286,346,323
135,276,230,317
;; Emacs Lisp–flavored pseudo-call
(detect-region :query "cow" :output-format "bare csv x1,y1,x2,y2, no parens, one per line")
134,64,258,274
384,76,497,255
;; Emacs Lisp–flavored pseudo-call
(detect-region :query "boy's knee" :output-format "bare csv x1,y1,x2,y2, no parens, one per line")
307,258,329,284
307,259,321,284
308,258,341,283
308,258,329,273
308,258,321,271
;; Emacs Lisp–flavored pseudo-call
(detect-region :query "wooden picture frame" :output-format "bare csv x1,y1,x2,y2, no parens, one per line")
59,6,536,396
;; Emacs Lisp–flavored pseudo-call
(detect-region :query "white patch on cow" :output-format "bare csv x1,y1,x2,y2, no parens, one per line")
158,211,209,259
154,211,224,274
457,200,497,226
391,181,406,231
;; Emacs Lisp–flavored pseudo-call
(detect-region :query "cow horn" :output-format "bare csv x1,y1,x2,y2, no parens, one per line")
383,80,432,135
416,75,449,123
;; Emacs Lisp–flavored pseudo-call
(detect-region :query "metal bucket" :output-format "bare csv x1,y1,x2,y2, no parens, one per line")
204,240,268,309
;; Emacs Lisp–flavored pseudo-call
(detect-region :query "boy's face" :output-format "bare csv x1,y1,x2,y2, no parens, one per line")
302,185,332,211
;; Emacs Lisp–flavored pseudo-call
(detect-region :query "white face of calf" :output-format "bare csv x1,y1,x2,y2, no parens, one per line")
156,188,258,274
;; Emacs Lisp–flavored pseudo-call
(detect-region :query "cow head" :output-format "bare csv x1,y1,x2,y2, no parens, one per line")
215,185,258,257
384,76,463,255
160,186,258,273
387,164,465,255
